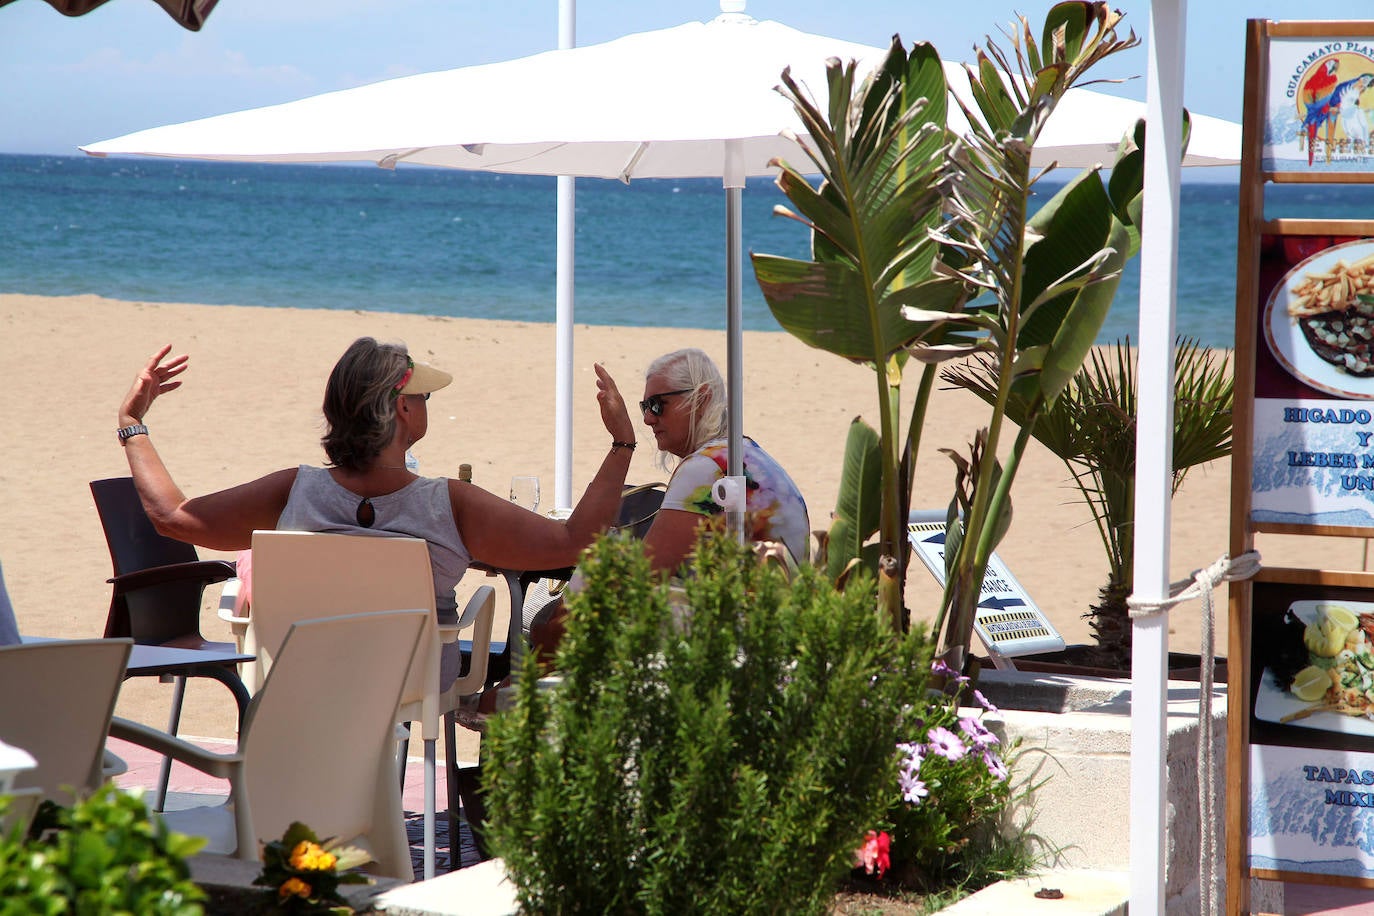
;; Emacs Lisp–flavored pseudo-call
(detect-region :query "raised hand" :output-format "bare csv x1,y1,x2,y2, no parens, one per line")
120,344,189,425
593,363,635,446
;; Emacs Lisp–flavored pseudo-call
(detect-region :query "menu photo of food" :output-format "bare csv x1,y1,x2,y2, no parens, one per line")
1265,238,1374,398
1255,600,1374,736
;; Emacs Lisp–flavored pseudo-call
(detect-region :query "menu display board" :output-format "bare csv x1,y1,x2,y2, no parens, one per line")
1252,233,1374,530
1231,20,1374,911
1248,574,1374,882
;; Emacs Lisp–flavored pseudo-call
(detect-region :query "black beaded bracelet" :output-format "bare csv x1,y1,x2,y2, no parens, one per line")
611,440,637,454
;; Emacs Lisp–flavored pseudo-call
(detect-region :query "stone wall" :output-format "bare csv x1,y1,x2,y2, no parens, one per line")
976,669,1282,914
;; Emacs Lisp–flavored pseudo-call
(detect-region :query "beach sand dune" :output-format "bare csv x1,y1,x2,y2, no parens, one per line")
1,293,1363,744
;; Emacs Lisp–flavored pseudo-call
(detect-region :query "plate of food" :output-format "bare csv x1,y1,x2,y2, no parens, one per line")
1265,239,1374,399
1255,599,1374,735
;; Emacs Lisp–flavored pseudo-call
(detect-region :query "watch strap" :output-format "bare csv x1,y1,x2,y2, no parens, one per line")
117,424,149,442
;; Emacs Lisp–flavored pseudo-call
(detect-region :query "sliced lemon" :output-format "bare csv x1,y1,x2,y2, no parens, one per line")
1292,665,1332,703
1322,604,1360,635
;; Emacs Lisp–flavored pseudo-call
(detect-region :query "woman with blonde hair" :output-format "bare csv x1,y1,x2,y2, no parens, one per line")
637,347,809,573
526,347,809,660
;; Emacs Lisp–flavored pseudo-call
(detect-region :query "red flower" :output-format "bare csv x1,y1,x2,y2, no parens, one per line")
856,829,891,878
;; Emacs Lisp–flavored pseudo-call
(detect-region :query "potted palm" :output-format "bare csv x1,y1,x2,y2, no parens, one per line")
753,2,1146,671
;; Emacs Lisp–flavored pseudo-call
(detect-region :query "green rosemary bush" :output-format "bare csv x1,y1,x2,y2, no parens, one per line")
0,784,205,915
484,528,931,916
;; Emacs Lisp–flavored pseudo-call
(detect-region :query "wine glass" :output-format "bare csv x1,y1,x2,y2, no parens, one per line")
510,475,541,514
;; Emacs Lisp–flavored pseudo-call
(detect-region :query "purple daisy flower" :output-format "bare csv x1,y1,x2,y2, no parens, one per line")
959,716,999,749
931,659,970,685
972,689,999,714
926,726,967,761
983,750,1008,781
900,773,929,804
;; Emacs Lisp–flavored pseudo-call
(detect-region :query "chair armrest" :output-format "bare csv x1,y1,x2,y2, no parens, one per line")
109,560,237,595
445,586,497,698
102,748,128,779
470,560,575,583
109,716,242,781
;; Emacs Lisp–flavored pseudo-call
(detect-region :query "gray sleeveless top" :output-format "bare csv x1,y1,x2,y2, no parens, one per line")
277,465,472,688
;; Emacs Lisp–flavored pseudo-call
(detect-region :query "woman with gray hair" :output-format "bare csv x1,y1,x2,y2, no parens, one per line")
117,337,636,690
638,347,809,572
525,347,809,662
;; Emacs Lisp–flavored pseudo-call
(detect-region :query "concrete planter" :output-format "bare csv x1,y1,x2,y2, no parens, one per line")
970,668,1281,916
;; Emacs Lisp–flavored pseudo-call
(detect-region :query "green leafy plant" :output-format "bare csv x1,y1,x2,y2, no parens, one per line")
0,784,205,916
483,526,933,915
754,2,1150,671
752,36,958,632
254,821,374,916
942,337,1233,667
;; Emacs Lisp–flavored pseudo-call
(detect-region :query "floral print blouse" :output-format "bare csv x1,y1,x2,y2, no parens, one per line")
660,436,810,564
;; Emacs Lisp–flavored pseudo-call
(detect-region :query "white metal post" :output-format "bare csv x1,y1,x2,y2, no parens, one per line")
723,139,746,539
1131,1,1186,913
554,0,577,511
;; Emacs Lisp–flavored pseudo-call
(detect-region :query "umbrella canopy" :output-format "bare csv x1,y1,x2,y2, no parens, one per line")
81,17,1238,173
83,14,884,178
81,1,1240,514
0,0,218,30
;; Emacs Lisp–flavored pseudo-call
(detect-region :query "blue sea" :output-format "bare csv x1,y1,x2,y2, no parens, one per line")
6,152,1374,349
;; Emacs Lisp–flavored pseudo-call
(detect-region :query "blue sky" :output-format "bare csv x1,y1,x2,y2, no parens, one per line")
0,0,1296,157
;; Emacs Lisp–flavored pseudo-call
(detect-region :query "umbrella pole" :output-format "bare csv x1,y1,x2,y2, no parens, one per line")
724,141,745,542
555,174,575,511
1131,1,1186,913
554,0,577,512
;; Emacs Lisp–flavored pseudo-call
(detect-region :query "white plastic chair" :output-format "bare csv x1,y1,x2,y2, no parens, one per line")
0,638,131,806
237,530,496,879
109,609,428,880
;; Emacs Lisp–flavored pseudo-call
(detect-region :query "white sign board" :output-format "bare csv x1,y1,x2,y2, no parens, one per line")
908,512,1065,661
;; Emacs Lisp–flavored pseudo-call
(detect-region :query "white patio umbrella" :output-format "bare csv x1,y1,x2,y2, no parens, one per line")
82,0,1241,512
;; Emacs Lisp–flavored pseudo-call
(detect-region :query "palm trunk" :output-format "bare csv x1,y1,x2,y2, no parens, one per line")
1085,577,1132,669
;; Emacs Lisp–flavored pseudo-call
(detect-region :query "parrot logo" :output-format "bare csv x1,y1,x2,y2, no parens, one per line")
1300,58,1341,165
1298,57,1374,165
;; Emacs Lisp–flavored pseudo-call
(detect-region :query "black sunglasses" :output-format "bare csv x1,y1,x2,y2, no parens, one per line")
639,388,693,416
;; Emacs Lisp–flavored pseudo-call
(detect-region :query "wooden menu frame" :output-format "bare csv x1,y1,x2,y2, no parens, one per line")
1229,19,1374,915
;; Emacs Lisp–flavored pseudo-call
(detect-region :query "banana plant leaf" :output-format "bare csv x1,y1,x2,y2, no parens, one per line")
826,417,883,581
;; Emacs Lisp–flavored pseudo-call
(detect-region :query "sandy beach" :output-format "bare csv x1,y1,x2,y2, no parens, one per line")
2,292,1365,745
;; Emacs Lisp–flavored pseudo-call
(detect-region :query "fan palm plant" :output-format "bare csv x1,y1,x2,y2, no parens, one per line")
942,337,1233,668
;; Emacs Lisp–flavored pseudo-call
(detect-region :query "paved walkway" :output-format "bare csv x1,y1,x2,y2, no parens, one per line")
107,735,482,877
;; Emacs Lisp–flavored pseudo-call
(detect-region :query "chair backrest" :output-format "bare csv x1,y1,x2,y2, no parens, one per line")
246,531,438,706
90,477,204,643
241,609,426,879
615,482,667,540
0,638,131,803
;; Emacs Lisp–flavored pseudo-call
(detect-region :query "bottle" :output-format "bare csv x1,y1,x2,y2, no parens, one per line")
404,450,419,472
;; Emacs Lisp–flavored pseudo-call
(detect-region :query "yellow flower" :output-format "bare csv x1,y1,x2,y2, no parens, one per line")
279,877,312,899
288,840,338,872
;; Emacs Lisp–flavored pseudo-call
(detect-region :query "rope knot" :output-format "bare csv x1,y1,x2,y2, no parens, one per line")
1127,550,1261,619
